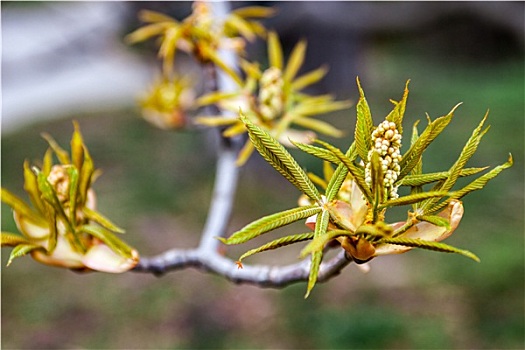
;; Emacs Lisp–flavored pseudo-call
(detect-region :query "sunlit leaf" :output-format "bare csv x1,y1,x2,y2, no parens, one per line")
1,188,45,226
1,232,31,247
398,104,459,180
7,244,43,266
385,80,409,135
284,39,307,82
238,232,315,262
267,31,283,70
355,77,374,161
79,224,134,259
241,114,322,201
378,237,480,262
292,65,328,91
83,207,126,234
305,209,330,298
220,205,322,245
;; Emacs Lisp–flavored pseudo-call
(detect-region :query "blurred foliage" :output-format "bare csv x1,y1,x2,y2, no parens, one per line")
2,5,523,350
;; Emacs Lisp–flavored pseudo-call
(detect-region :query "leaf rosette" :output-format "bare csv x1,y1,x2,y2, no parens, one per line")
196,31,352,165
220,79,513,297
1,123,139,273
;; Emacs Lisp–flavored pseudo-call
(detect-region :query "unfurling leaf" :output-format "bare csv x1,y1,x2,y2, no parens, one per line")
241,114,322,201
238,232,315,262
221,205,322,245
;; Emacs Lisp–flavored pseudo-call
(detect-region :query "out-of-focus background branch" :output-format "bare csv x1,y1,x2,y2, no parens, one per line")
2,2,523,349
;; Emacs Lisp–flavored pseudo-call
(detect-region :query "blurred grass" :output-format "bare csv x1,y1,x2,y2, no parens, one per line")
2,27,524,350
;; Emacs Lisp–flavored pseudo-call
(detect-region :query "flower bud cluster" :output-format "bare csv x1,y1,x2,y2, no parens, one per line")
47,165,71,203
258,67,284,121
365,120,402,199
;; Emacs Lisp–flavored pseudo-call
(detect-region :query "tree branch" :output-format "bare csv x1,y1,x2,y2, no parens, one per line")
132,1,353,288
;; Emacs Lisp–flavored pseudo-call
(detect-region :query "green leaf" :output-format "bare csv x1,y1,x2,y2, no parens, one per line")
67,166,80,225
422,112,490,212
314,140,372,202
42,148,53,175
196,91,240,106
379,191,451,209
385,80,409,135
369,151,385,207
398,104,459,181
355,77,374,162
159,26,182,76
7,243,43,266
232,6,276,19
241,114,322,201
267,31,283,70
238,232,315,262
195,116,239,127
224,14,256,42
23,160,46,214
292,117,343,138
428,154,513,214
79,224,134,259
292,65,328,91
71,121,85,171
204,47,243,87
83,207,126,234
1,188,46,226
398,167,488,187
417,215,450,229
78,146,95,205
220,205,322,245
325,158,351,202
139,10,177,24
378,237,480,262
291,141,341,165
1,232,31,247
301,229,352,258
292,99,352,117
284,39,307,82
305,209,330,298
41,133,70,165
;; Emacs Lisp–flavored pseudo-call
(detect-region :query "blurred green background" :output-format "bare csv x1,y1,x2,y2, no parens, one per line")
2,2,523,349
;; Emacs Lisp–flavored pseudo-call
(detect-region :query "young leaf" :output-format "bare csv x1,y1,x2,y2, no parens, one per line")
314,140,372,202
305,209,330,298
220,205,322,245
71,121,85,171
379,191,452,209
7,244,43,266
355,77,374,161
241,114,322,201
385,80,409,135
301,229,352,258
41,133,70,165
83,207,126,234
421,113,490,212
398,167,488,187
427,154,513,214
292,117,344,138
267,31,283,70
1,188,46,226
79,225,135,259
398,105,459,181
378,237,480,262
290,141,341,165
1,232,31,247
284,39,307,82
292,65,328,91
238,232,315,263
